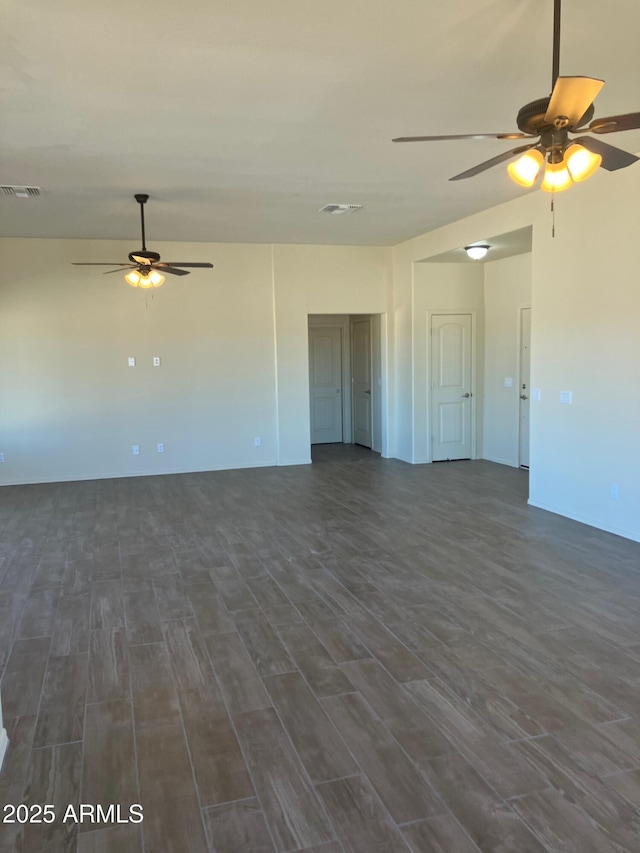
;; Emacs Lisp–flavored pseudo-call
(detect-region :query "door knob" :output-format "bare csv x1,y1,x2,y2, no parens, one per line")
364,390,371,395
520,394,528,400
461,392,471,398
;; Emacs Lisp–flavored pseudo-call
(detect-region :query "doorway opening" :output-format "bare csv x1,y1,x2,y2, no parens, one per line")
308,314,383,453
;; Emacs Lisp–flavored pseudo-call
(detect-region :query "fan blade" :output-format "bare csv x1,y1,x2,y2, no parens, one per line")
159,262,214,268
449,144,537,181
72,262,130,266
578,136,639,171
103,267,135,274
393,133,531,143
157,266,190,276
589,111,640,134
544,76,604,127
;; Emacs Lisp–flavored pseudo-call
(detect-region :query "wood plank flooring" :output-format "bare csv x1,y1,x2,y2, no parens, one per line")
1,445,640,851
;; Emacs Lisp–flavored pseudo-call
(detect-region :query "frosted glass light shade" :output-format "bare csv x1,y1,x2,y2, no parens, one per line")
507,149,544,187
565,144,602,182
464,245,489,260
541,160,573,193
125,269,164,288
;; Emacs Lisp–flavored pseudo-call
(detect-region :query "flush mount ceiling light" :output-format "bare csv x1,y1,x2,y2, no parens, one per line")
465,244,490,261
393,0,640,193
72,194,214,288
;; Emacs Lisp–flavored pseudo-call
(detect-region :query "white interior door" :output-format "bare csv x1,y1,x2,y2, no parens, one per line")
352,318,372,448
309,326,343,444
519,307,531,468
431,314,472,461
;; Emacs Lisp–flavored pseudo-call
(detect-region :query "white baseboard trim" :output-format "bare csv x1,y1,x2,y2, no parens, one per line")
0,727,8,774
482,455,518,468
0,460,280,487
527,499,640,543
278,458,312,466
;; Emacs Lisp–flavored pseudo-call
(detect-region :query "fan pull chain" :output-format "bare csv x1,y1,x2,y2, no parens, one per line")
551,192,555,238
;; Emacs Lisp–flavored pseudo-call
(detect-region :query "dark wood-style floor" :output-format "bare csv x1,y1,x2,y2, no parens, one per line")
1,446,640,852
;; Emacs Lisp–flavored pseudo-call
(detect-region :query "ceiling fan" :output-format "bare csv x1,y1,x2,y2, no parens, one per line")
393,0,640,192
72,194,213,288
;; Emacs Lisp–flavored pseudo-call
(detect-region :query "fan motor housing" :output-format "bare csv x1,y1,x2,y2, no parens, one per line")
516,97,595,135
129,250,160,264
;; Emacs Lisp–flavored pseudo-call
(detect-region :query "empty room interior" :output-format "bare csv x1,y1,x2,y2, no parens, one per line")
1,1,640,851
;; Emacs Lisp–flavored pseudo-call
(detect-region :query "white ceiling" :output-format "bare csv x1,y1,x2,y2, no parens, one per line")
2,0,639,246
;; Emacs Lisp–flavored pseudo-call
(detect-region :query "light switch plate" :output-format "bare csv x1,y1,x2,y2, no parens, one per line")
153,356,161,367
0,452,5,463
128,357,136,367
132,445,140,456
504,377,513,388
532,388,541,402
559,390,573,405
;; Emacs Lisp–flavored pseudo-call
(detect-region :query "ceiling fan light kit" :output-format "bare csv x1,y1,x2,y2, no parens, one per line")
465,244,490,261
507,142,602,191
125,269,165,288
393,0,639,202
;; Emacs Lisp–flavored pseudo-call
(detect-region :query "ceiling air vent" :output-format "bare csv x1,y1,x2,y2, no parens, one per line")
319,203,362,215
1,186,41,198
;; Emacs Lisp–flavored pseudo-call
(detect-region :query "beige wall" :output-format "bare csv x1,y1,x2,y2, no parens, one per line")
0,239,392,483
527,166,640,541
483,253,532,466
0,239,279,482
